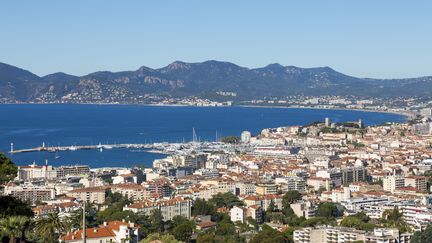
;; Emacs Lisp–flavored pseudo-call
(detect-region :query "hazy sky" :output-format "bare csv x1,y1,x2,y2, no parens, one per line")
1,0,431,78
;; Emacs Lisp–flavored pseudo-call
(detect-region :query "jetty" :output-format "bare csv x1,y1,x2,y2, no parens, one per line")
9,143,158,154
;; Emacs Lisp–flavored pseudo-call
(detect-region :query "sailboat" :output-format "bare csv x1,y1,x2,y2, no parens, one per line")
55,151,61,159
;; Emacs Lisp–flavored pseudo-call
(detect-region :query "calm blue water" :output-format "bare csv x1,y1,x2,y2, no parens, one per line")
0,104,406,168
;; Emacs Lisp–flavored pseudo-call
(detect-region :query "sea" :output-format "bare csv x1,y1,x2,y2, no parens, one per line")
0,104,407,168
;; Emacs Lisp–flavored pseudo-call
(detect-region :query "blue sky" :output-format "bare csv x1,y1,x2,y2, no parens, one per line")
0,0,431,78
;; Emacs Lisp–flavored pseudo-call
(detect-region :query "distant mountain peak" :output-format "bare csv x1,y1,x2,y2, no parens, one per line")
1,60,432,103
263,63,286,71
161,61,191,71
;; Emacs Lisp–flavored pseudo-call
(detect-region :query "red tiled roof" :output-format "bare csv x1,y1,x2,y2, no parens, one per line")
197,221,217,228
62,227,115,241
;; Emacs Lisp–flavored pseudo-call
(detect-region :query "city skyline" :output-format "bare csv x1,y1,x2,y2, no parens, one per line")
1,0,431,78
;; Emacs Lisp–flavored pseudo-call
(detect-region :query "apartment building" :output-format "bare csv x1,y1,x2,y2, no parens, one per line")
275,176,307,193
316,166,367,187
242,194,283,211
144,179,173,197
404,176,427,192
235,181,256,195
294,226,410,243
111,183,147,201
123,197,192,220
66,187,106,204
256,183,278,195
56,165,90,178
4,184,55,203
383,175,405,193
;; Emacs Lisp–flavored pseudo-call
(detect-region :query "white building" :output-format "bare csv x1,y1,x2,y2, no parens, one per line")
383,175,405,193
241,131,252,143
340,197,389,211
62,221,141,243
275,177,307,193
331,187,351,203
4,184,56,203
123,197,192,220
230,206,247,224
16,162,56,181
294,226,410,243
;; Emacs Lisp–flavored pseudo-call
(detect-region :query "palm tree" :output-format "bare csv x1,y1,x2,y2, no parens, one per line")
0,216,31,243
35,211,66,243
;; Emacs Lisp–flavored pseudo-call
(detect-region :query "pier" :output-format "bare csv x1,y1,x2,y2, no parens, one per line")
9,143,158,154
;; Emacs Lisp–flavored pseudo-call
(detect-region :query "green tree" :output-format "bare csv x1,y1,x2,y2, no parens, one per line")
282,191,302,205
268,200,277,212
215,221,236,236
0,152,17,184
172,222,194,242
340,213,376,231
192,198,216,216
250,224,287,243
197,230,216,242
411,225,432,243
140,233,182,243
282,190,302,217
66,203,98,230
209,192,244,208
221,136,241,144
94,191,135,224
283,226,295,243
104,190,132,206
382,208,403,221
282,190,302,216
0,215,32,243
0,196,34,218
150,209,165,233
299,217,334,227
35,211,67,243
379,208,411,233
316,202,343,218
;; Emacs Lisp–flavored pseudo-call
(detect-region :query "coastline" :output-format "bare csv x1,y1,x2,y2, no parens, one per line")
237,104,414,120
0,102,415,120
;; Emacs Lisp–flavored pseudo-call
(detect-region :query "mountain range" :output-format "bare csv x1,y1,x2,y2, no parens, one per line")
1,60,432,103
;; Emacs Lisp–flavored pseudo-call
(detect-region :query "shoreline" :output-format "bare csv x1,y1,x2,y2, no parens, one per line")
237,104,414,120
0,102,415,119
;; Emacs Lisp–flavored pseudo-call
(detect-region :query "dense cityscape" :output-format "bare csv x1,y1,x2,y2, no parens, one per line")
3,0,432,242
1,108,432,242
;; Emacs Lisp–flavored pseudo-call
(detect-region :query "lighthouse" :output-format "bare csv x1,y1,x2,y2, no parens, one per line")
10,143,14,153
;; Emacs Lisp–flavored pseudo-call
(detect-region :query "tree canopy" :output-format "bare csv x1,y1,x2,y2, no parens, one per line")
340,212,376,231
316,202,343,219
0,196,34,218
209,192,244,208
411,225,432,243
282,190,302,205
192,198,216,216
221,136,241,144
0,152,17,183
250,224,287,243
